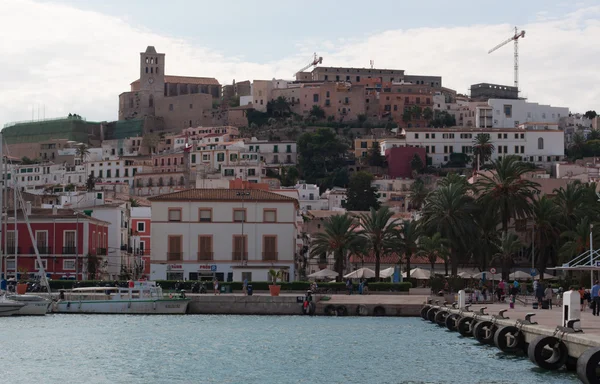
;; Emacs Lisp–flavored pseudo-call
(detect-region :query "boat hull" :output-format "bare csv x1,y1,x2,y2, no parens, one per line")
6,295,51,316
53,299,189,314
0,303,25,317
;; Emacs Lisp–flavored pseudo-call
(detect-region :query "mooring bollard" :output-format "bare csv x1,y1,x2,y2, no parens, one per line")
458,290,466,309
562,290,581,329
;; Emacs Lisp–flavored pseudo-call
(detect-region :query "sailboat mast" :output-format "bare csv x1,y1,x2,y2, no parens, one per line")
0,131,3,280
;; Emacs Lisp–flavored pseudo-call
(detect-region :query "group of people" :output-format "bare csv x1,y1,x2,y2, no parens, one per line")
579,281,600,315
532,279,555,309
346,279,369,295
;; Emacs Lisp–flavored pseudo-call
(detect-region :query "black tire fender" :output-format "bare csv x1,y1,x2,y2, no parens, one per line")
472,321,496,345
445,314,460,331
494,325,525,353
457,316,477,337
528,335,568,370
420,305,431,319
427,307,438,322
434,310,449,326
324,304,337,316
336,305,348,316
577,346,600,384
356,305,368,316
373,306,386,317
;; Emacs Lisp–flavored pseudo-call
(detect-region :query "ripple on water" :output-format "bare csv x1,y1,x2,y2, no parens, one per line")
0,315,581,384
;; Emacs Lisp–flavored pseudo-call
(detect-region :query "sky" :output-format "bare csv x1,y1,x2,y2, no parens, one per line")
1,0,599,126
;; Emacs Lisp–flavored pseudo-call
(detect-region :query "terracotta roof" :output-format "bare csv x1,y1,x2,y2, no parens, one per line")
349,253,444,264
131,75,220,86
15,208,111,225
148,189,299,204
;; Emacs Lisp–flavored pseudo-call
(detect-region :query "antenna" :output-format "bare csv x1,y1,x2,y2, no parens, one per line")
370,60,374,69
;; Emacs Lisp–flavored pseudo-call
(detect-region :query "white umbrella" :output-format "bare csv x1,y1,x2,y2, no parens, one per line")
402,267,431,280
457,271,473,278
472,272,501,280
509,271,532,280
344,268,375,279
307,269,339,279
534,273,559,281
379,267,395,278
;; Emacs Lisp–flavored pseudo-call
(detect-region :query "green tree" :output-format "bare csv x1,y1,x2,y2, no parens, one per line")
21,156,35,164
358,207,400,280
309,105,326,120
417,232,447,278
420,182,477,275
531,196,561,275
429,111,456,128
472,207,500,272
396,220,421,281
559,217,600,265
402,109,412,124
344,171,380,211
492,232,523,277
553,181,589,228
309,214,361,281
297,128,348,184
584,110,597,120
411,106,423,120
408,179,429,210
278,166,300,187
129,198,140,207
410,153,424,174
423,107,434,121
367,145,386,167
476,155,540,235
472,133,494,170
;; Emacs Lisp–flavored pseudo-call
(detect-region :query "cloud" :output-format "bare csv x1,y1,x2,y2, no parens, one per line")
1,0,599,127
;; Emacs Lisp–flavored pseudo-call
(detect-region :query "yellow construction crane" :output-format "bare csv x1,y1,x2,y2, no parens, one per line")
488,26,526,89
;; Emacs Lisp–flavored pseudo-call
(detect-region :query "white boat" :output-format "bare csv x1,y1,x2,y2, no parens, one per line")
0,300,25,316
4,294,51,316
53,281,190,314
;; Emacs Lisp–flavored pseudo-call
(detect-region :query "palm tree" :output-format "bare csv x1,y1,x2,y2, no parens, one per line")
420,182,477,276
472,207,501,272
395,220,421,281
492,232,523,279
408,179,428,210
531,196,561,275
472,133,495,170
554,182,586,227
357,207,400,280
310,214,360,281
417,232,447,278
476,155,540,235
559,217,599,265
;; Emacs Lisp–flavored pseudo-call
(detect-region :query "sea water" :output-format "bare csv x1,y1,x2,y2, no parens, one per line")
0,315,579,383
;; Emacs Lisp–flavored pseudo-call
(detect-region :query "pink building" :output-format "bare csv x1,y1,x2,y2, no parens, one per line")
385,147,427,179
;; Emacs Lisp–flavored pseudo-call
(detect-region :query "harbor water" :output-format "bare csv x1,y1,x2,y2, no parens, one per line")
0,315,579,383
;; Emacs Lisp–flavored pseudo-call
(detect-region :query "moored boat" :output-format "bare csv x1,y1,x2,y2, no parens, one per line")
5,294,51,316
53,281,189,314
0,300,25,316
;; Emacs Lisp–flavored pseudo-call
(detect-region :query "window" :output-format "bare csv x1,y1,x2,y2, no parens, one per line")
313,94,319,103
137,222,145,232
498,134,502,139
514,146,519,154
217,153,225,162
498,146,503,154
241,272,252,282
63,260,76,270
273,145,279,153
233,235,247,260
198,235,213,260
503,104,512,118
191,154,196,163
169,104,173,111
538,137,544,150
168,235,182,261
35,259,47,270
36,231,48,253
224,169,234,176
248,169,256,176
233,209,246,222
64,231,76,254
521,146,525,153
168,208,182,222
360,142,367,149
415,134,419,139
263,235,278,261
263,209,276,223
199,209,212,222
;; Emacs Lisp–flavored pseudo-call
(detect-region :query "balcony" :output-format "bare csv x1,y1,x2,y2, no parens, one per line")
6,247,21,255
197,252,214,261
30,246,52,254
262,252,278,261
62,246,77,254
167,252,183,261
232,251,248,261
97,248,107,256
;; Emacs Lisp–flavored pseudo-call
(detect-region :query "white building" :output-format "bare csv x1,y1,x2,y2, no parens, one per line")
278,183,327,212
320,187,347,210
371,178,414,211
487,99,569,128
148,189,299,282
402,127,565,169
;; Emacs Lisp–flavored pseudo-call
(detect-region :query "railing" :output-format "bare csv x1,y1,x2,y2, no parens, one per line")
6,247,21,255
232,252,248,261
62,247,77,255
167,252,183,261
262,252,278,261
197,252,214,261
30,246,52,254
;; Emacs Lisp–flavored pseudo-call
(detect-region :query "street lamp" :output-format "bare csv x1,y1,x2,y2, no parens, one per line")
236,191,250,265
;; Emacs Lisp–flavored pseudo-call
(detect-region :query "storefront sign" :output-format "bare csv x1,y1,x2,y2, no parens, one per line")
167,264,183,270
198,264,217,272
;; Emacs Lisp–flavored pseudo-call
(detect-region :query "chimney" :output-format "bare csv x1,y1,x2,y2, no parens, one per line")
52,204,57,215
25,201,32,216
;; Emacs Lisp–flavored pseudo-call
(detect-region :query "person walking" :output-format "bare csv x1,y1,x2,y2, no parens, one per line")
544,285,554,310
535,280,545,307
242,277,248,296
346,279,353,295
592,280,600,316
213,278,220,295
579,286,586,311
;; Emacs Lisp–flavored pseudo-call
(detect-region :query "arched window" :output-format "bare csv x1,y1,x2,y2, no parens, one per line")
145,67,148,73
158,177,164,186
179,176,185,186
145,58,149,64
150,58,154,64
538,137,544,150
150,67,153,74
149,95,154,108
